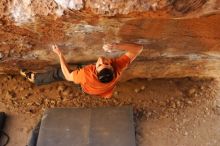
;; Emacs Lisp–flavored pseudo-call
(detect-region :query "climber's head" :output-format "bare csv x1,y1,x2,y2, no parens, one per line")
96,56,114,83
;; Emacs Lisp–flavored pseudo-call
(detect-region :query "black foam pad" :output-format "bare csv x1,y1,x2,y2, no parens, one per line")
37,106,136,146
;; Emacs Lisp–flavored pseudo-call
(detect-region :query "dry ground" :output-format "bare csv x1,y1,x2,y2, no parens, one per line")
0,75,219,146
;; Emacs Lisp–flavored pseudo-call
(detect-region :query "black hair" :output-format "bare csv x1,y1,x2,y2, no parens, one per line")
97,68,114,83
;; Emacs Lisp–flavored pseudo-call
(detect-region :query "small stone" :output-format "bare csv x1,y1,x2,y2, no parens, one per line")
134,88,140,93
0,51,4,59
28,87,33,91
50,100,56,106
141,86,145,90
160,101,166,106
215,99,220,108
10,49,15,54
188,88,196,95
7,75,12,80
214,107,220,115
200,86,204,90
13,101,19,106
152,99,157,103
186,100,193,105
63,89,71,96
21,96,26,100
176,100,181,107
75,92,80,97
65,94,75,99
114,91,119,96
44,99,50,106
183,131,188,136
27,102,33,106
112,98,118,104
6,91,16,99
146,112,152,118
25,93,32,99
171,102,176,109
35,99,43,106
58,85,65,92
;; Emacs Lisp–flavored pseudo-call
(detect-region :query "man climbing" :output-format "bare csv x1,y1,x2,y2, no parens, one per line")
20,43,143,98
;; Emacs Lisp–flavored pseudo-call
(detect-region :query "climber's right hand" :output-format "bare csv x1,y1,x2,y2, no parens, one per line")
52,45,62,57
103,43,115,53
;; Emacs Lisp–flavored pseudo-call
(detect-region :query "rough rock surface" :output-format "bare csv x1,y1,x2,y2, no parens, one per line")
0,0,220,23
0,0,220,80
0,14,220,80
86,0,169,16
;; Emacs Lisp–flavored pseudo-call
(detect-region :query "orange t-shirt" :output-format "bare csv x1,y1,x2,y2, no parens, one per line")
72,54,130,98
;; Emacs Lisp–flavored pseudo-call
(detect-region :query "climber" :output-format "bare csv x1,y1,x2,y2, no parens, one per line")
20,43,143,98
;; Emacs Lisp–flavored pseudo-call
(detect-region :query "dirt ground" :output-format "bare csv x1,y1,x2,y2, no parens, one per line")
0,75,219,146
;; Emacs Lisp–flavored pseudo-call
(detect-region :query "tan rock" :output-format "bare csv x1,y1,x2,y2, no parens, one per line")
134,88,140,93
114,91,119,96
6,91,16,99
63,89,71,96
0,51,4,59
141,86,145,90
58,85,66,92
188,88,196,96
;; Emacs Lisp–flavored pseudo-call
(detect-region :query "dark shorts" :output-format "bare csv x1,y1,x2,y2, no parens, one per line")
34,68,65,86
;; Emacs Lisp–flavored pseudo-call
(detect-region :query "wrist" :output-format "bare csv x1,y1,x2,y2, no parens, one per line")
58,53,63,58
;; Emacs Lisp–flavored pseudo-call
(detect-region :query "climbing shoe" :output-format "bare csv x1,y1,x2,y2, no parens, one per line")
20,69,35,83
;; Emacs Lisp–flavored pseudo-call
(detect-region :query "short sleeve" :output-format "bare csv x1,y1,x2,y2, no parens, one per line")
114,54,131,73
72,68,86,84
